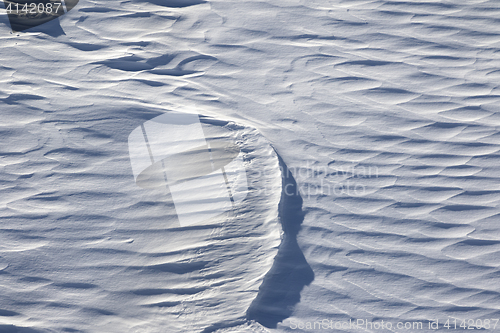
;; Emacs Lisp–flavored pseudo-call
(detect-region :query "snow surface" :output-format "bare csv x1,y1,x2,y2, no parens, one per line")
1,0,500,332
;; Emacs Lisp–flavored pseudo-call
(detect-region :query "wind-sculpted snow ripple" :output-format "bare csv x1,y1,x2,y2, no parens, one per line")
1,0,500,331
0,108,283,332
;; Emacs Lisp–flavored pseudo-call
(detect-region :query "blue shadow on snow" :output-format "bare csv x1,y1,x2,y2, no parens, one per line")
246,154,314,328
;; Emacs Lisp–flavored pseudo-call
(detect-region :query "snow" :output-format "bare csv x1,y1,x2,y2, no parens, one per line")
1,0,500,332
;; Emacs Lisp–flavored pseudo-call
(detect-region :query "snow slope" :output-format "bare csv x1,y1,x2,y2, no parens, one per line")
1,0,500,332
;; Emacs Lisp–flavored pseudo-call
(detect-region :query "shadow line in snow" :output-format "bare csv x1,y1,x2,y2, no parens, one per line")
247,153,314,328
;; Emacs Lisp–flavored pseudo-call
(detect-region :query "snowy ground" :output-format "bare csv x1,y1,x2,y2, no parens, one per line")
1,0,500,332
